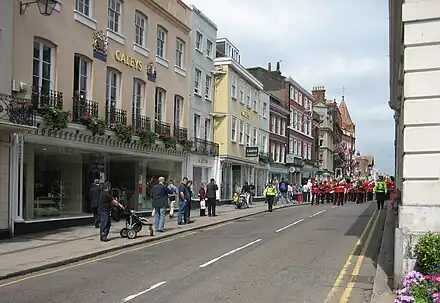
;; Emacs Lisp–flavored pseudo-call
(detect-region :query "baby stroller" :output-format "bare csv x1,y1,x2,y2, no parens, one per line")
119,209,154,239
237,193,249,209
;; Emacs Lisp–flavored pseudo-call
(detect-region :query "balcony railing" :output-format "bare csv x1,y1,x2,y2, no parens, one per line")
0,93,35,126
193,137,219,156
154,120,171,135
105,104,127,126
72,96,99,123
132,111,151,132
31,86,63,111
174,126,188,141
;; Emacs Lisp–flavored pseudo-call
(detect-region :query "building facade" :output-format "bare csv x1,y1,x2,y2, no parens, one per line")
339,99,356,152
186,5,219,195
2,0,197,237
213,38,264,199
389,0,440,286
313,99,334,178
256,90,270,196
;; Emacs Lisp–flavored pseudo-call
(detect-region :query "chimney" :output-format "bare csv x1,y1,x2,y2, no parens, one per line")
268,62,271,71
311,85,326,102
276,61,280,71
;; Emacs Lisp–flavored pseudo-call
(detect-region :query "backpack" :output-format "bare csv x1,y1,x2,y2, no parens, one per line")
280,182,287,191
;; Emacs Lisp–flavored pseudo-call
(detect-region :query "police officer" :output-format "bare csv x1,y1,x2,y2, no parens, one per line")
374,176,387,210
263,181,278,212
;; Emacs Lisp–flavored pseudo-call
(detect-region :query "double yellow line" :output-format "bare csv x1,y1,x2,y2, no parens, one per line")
324,209,381,303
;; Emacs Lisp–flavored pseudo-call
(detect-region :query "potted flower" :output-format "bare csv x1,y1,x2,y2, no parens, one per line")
41,106,70,130
138,129,157,147
179,139,194,152
158,134,176,149
114,123,133,143
80,114,106,136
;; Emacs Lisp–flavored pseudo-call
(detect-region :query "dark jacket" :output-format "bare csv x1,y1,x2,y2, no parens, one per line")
206,181,218,198
89,184,101,208
151,183,171,208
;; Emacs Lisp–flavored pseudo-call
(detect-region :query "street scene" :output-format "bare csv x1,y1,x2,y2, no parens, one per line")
0,202,386,303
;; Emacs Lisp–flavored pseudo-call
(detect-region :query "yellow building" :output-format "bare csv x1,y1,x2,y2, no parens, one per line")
212,38,264,199
1,0,195,237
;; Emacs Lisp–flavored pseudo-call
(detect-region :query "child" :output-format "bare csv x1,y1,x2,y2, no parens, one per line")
233,192,239,209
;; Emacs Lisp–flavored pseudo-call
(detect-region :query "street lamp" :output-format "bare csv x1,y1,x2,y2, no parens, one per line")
20,0,59,16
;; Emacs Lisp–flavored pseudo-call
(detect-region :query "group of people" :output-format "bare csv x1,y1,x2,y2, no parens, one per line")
262,175,395,212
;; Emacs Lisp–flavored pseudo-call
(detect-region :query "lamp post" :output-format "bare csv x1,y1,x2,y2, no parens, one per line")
20,0,58,16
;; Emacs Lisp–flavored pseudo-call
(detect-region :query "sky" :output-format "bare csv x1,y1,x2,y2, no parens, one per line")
184,0,394,174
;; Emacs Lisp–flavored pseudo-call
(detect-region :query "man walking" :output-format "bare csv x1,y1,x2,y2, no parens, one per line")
89,179,101,228
151,177,171,232
278,178,289,204
206,178,218,216
374,176,387,210
178,178,191,225
98,182,124,242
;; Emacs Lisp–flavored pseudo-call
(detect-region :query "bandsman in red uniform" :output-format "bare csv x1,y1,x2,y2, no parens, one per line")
362,179,369,202
356,180,364,204
344,179,351,203
367,179,375,201
334,179,345,206
311,180,319,205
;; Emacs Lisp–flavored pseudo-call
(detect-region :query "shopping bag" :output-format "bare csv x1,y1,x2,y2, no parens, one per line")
200,199,206,210
151,208,155,217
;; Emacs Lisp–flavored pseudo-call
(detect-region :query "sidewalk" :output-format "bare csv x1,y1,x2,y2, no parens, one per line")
0,202,308,280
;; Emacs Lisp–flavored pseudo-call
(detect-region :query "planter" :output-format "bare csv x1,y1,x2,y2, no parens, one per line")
158,134,176,149
179,139,194,152
41,106,69,130
113,123,133,143
80,114,106,136
138,130,157,147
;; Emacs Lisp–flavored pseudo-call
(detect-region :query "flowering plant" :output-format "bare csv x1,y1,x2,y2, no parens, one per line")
80,114,106,136
158,134,176,149
41,106,70,130
138,129,157,147
395,270,440,303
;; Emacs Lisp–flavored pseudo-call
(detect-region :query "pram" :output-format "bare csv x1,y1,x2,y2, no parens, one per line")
119,209,154,239
237,193,249,209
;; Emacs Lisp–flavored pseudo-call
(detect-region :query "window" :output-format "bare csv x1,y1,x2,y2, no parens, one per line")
76,0,91,16
275,144,280,162
239,80,244,103
289,138,294,153
175,38,184,68
206,40,213,57
262,102,267,118
270,116,275,132
33,40,54,94
308,120,312,136
252,127,258,146
289,85,294,100
245,84,251,107
73,55,90,98
204,118,211,141
239,120,244,144
308,144,312,160
231,116,237,142
174,95,182,127
295,90,299,103
245,123,251,146
195,31,203,50
193,114,201,138
297,140,301,156
134,11,147,46
276,117,281,134
252,90,258,111
281,120,285,136
298,92,303,105
231,73,237,98
106,68,120,109
319,139,323,146
303,142,307,158
280,145,285,163
293,139,298,155
205,75,212,99
157,26,167,58
108,0,122,33
194,68,201,94
132,78,145,121
289,110,294,128
262,135,267,152
155,88,165,121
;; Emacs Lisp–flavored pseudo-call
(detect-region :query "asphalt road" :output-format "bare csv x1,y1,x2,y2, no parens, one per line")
0,201,386,303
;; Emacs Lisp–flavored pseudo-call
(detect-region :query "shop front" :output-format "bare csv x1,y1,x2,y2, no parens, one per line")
301,164,316,184
254,164,269,197
269,165,289,184
186,154,216,199
10,131,184,236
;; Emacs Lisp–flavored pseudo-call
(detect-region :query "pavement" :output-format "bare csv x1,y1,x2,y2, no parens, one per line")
0,201,389,303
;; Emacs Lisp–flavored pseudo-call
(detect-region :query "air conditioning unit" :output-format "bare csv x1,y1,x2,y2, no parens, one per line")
11,79,28,92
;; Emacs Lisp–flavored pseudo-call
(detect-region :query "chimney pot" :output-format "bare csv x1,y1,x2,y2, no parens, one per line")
276,61,280,71
268,62,271,71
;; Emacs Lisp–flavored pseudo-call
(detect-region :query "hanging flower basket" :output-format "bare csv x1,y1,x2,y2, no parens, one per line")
159,134,176,149
80,114,106,136
114,123,133,143
138,129,157,147
41,106,70,130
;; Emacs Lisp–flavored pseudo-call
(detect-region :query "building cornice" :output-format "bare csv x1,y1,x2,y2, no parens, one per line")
141,0,191,34
285,77,314,100
189,5,218,30
215,58,264,90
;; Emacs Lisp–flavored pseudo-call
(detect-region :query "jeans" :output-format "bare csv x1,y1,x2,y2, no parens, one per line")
178,200,188,224
99,211,111,240
280,192,289,204
154,206,166,231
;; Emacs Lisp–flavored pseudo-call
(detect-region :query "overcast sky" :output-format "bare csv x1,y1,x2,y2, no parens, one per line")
185,0,394,174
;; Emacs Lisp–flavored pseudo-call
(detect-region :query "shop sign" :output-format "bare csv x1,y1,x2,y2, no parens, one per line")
289,167,295,173
115,50,143,71
245,146,258,157
286,154,295,164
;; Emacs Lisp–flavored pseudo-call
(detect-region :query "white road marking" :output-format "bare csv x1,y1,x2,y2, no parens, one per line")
120,281,166,302
309,209,327,217
275,219,304,233
199,239,262,268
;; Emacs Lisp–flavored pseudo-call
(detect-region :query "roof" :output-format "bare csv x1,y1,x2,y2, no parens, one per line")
339,100,354,125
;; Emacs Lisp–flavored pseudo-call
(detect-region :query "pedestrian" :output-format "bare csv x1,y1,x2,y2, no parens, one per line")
178,177,191,225
199,182,207,216
278,178,289,204
98,182,124,242
167,180,178,219
206,178,218,216
89,179,101,228
374,176,387,210
263,181,277,212
185,180,194,224
151,177,172,232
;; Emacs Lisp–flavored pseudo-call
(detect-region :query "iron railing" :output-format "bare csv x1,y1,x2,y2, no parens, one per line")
31,86,63,111
72,96,99,123
193,137,219,156
105,104,127,126
174,126,188,141
132,110,151,132
154,120,171,135
0,93,35,126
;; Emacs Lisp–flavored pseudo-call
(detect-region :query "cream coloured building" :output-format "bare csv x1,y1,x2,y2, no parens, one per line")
1,0,194,237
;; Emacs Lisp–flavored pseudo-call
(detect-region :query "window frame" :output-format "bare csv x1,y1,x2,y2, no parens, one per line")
193,113,201,138
108,0,122,33
155,87,166,122
33,39,55,93
175,38,185,68
231,116,237,142
205,74,212,100
206,39,213,58
195,31,203,50
73,54,91,98
156,26,167,58
75,0,91,17
239,120,244,144
194,68,201,94
134,11,147,47
132,78,145,118
106,68,121,109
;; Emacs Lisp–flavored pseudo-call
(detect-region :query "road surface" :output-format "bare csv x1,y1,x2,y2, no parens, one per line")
0,201,386,303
